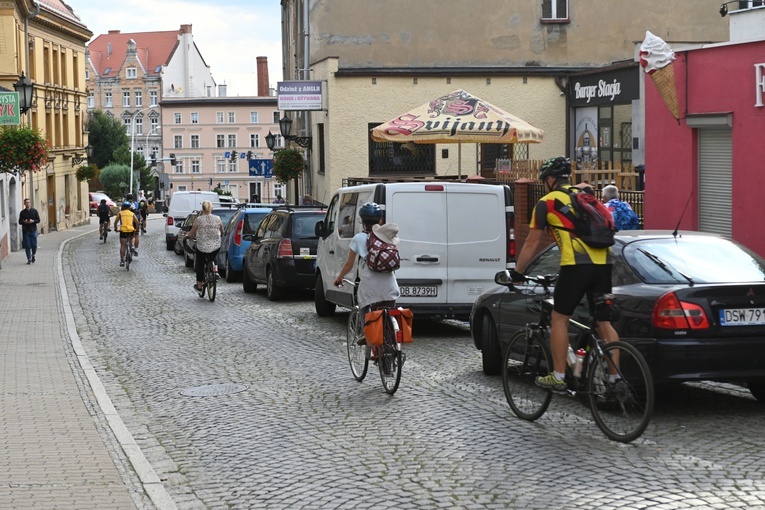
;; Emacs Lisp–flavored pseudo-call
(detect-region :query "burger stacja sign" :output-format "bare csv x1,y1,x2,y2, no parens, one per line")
570,67,639,108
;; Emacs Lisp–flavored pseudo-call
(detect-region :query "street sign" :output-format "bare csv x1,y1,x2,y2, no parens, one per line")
225,151,247,159
277,81,323,111
0,92,21,125
249,159,273,178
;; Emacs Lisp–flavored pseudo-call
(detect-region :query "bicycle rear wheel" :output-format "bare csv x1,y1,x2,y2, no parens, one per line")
379,313,402,394
207,262,217,302
103,228,108,243
347,307,368,381
502,329,553,421
125,244,132,271
587,341,654,443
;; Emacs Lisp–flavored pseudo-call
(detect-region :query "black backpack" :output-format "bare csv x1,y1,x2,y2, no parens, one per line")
557,187,616,248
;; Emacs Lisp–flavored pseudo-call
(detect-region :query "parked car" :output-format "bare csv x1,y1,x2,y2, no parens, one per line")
242,207,326,300
469,230,765,402
175,213,198,267
183,208,239,267
216,206,274,283
89,192,117,216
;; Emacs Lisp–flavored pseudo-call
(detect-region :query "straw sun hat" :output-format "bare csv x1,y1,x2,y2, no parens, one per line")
372,223,400,245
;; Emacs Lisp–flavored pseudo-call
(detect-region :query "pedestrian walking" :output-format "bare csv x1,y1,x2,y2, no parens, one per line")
19,198,40,264
602,185,640,230
273,194,285,204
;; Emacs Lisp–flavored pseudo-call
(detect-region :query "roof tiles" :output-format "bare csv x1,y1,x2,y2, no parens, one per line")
88,28,185,78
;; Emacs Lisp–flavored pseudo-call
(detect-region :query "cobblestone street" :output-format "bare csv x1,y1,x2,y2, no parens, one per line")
63,220,765,509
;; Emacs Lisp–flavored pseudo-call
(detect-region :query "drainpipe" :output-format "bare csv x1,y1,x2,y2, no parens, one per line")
302,0,312,198
24,1,40,210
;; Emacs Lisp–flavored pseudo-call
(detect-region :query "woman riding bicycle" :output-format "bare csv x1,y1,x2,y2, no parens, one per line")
187,200,224,293
333,202,400,341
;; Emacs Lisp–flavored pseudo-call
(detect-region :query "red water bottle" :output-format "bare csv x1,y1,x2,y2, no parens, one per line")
573,348,586,378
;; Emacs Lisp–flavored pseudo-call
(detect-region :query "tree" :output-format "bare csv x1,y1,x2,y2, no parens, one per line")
98,164,131,200
112,146,153,195
0,126,49,174
88,110,129,169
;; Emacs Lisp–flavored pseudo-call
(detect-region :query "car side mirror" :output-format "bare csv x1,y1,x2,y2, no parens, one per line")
495,270,514,287
315,220,326,238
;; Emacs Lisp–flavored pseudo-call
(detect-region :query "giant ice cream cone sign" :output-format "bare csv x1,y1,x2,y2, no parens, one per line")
640,31,679,120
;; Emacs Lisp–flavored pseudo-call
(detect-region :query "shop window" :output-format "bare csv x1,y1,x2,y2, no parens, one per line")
368,123,435,176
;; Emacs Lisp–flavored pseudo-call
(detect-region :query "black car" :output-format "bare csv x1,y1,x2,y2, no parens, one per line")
242,207,325,300
183,208,239,267
470,230,765,402
175,212,198,264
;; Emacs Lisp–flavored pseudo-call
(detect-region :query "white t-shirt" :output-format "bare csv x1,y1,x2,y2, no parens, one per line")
350,231,400,308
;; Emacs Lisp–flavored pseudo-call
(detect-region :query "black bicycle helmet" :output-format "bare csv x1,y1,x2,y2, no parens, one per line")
359,202,382,222
539,157,571,180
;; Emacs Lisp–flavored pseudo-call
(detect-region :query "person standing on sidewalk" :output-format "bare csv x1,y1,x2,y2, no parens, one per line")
19,198,40,264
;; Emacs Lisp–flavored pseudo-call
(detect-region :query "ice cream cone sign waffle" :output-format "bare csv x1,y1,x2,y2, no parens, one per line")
640,31,680,120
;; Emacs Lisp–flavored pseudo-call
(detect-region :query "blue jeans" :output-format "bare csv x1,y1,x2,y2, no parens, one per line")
23,230,38,261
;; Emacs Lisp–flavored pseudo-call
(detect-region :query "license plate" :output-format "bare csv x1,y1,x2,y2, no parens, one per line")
400,286,437,297
719,308,765,326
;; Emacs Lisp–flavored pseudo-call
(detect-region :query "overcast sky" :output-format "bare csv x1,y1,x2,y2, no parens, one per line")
69,0,283,97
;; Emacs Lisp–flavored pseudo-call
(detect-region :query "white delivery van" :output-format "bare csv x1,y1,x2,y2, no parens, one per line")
314,182,515,320
164,191,221,250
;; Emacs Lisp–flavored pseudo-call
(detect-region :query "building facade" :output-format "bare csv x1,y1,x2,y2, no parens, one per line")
280,0,730,200
160,97,285,203
0,0,92,264
86,24,216,195
644,7,765,256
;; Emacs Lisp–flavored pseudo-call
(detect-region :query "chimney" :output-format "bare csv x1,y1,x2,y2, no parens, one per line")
108,30,120,35
180,24,192,34
257,56,269,97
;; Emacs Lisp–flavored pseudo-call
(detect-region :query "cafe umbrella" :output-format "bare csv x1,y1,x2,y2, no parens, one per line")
370,89,545,179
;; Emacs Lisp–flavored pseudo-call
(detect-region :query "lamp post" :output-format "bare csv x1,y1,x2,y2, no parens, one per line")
129,105,157,198
14,71,35,209
71,144,93,166
279,114,312,149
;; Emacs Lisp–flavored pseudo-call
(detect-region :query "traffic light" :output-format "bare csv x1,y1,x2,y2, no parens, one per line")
150,155,157,167
169,153,177,166
246,151,253,160
209,178,213,186
230,150,238,162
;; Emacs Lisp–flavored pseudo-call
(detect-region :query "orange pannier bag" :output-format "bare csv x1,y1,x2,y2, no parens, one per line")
363,310,384,346
394,308,414,343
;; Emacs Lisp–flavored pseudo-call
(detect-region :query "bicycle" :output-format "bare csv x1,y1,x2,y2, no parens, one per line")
499,272,654,443
194,245,219,302
123,232,134,271
100,221,110,243
343,279,405,394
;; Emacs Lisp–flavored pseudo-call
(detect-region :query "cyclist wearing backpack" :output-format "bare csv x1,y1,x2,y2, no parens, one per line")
602,185,639,231
511,157,619,391
96,199,111,240
333,202,400,338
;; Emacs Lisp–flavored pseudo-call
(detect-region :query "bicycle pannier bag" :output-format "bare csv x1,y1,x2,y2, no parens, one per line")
396,308,414,343
366,232,400,272
558,187,616,248
363,310,384,346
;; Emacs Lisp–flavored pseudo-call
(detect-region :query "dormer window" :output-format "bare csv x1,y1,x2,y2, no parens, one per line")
126,67,137,79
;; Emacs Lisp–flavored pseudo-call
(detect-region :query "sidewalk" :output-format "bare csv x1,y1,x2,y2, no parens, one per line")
0,224,172,509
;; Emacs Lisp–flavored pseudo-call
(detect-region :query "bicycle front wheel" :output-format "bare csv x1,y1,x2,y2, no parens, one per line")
587,341,654,443
207,263,217,302
502,329,553,421
379,313,402,394
125,248,132,271
347,307,368,381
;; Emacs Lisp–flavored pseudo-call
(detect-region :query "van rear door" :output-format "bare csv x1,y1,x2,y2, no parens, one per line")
388,185,449,305
445,184,506,305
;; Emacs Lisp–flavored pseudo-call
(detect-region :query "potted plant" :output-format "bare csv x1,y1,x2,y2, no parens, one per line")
0,126,49,173
272,148,306,183
76,164,99,182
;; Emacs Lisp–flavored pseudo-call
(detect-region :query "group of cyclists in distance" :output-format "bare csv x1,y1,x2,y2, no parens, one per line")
97,193,148,267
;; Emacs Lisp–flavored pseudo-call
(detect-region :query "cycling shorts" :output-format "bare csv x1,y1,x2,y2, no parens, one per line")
553,264,612,317
120,231,135,239
99,217,111,224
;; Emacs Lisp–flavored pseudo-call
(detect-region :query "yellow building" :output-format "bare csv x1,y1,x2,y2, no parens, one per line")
0,0,91,261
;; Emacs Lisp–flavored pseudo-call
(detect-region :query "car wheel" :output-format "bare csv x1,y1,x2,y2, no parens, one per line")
174,242,183,256
481,313,502,376
184,252,194,268
314,273,336,317
166,241,174,251
218,256,227,277
266,267,283,301
226,258,241,283
747,380,765,403
242,262,257,293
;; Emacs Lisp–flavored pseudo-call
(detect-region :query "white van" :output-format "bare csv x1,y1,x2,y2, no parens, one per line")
314,182,515,320
164,191,221,250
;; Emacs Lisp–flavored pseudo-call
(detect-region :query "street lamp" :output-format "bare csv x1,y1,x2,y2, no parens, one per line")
14,71,34,115
279,114,312,149
129,105,157,198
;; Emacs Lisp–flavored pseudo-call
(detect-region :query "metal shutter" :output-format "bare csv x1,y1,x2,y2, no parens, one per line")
698,128,732,237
